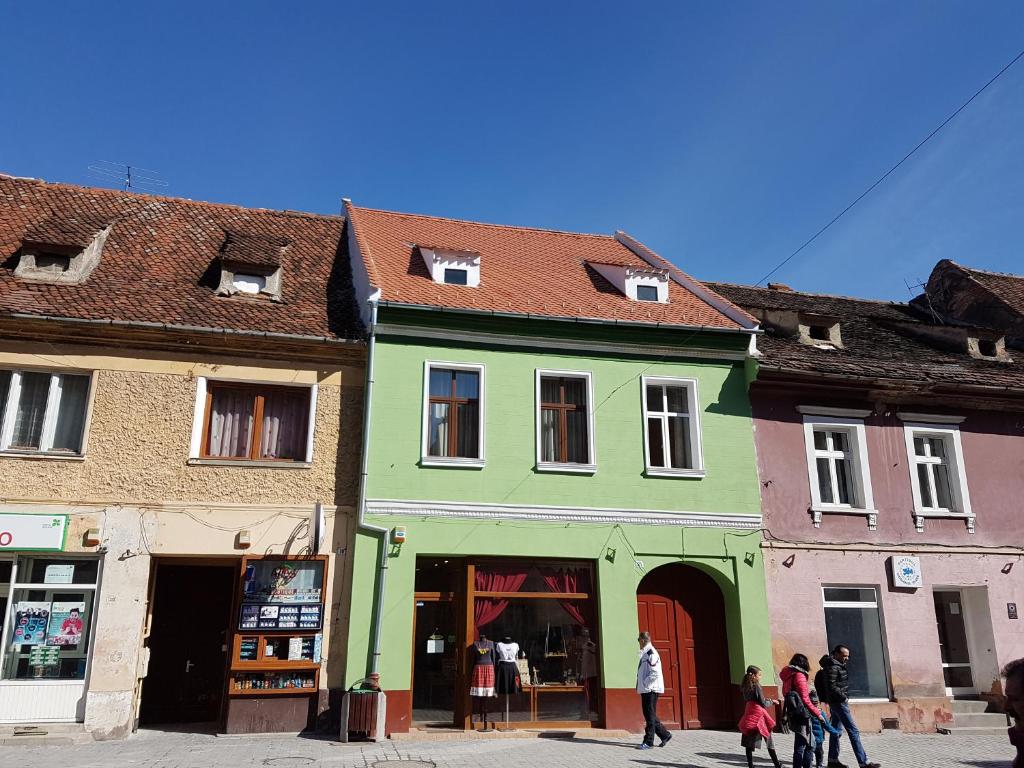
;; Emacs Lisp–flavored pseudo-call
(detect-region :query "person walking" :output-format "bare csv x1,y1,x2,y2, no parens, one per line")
1003,658,1024,768
636,631,672,750
780,654,832,768
817,646,880,768
738,665,782,768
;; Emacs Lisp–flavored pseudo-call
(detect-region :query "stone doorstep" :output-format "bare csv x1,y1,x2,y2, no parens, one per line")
936,725,1011,737
390,727,635,742
0,723,94,747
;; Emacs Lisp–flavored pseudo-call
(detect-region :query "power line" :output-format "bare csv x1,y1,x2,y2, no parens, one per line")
755,46,1024,287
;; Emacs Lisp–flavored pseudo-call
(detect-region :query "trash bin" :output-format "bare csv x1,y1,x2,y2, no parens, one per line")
341,688,386,742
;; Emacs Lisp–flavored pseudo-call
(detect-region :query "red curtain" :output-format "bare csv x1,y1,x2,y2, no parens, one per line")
541,567,593,628
473,567,527,638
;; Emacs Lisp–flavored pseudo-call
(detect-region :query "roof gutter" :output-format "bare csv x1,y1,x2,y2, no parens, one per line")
376,300,762,337
1,312,363,346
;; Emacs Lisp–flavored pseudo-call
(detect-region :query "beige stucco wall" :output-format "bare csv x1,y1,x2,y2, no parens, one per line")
0,342,363,507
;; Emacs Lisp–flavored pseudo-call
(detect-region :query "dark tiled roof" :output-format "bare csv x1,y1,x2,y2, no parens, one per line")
0,174,362,340
219,231,290,268
346,202,752,329
707,282,1024,390
958,264,1024,316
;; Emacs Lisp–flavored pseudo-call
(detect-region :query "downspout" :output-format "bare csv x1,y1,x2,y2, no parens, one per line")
356,289,390,677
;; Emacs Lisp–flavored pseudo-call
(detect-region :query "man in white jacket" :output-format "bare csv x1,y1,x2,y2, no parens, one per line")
636,631,672,749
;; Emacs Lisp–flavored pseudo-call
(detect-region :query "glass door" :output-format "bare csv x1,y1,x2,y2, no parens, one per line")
933,589,974,695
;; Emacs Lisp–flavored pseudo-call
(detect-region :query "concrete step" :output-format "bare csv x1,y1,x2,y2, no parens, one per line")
0,723,93,746
953,712,1010,728
950,698,991,714
937,725,1010,737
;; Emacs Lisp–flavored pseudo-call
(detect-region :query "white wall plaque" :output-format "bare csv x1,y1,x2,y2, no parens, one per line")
890,555,923,589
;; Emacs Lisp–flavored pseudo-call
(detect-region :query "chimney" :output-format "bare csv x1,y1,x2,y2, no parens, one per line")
768,282,793,292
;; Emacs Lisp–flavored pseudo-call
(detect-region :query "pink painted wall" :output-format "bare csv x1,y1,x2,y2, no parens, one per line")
751,390,1024,546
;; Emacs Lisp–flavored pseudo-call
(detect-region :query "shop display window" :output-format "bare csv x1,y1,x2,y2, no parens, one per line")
0,556,100,681
239,558,325,630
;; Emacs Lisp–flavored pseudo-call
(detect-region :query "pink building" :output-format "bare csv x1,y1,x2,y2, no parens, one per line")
712,264,1024,734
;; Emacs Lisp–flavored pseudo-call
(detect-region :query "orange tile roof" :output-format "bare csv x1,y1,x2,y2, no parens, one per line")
345,202,751,330
0,174,362,340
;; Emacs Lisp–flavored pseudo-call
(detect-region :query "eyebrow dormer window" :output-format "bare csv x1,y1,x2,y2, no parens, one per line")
636,285,659,302
15,215,110,285
214,231,288,302
443,268,469,286
799,315,842,348
587,262,669,303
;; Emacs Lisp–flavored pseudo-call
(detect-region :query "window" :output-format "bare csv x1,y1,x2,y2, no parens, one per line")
1,556,100,681
635,285,659,302
976,339,997,358
800,411,876,528
422,363,484,465
902,422,973,531
641,376,703,477
822,587,890,700
0,370,92,456
194,380,315,463
34,253,71,273
808,324,830,341
443,268,468,286
232,273,267,294
536,371,594,471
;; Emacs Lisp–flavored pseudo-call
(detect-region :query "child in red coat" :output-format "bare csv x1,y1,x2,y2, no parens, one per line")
738,665,782,768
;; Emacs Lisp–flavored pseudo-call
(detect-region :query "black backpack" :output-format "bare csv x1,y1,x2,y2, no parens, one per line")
782,676,811,728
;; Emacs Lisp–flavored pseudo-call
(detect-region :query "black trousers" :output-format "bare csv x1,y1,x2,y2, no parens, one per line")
640,691,670,745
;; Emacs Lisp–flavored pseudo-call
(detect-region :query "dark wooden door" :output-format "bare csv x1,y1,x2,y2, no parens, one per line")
637,564,733,730
637,590,682,729
141,564,236,725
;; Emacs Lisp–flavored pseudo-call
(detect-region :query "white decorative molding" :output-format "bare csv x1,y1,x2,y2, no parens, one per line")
365,498,762,528
810,505,878,531
796,405,872,418
374,324,747,361
897,412,966,425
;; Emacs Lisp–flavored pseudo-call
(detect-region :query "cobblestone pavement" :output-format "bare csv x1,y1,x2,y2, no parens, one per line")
0,727,1013,768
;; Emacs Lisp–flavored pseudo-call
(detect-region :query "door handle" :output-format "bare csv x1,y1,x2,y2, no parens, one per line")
185,660,195,673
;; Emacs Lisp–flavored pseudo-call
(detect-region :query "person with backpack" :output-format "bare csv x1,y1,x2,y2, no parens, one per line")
816,646,880,768
738,665,782,768
780,654,833,768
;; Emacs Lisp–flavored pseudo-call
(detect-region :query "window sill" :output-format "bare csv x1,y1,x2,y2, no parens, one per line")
0,450,86,462
811,505,878,530
913,510,975,534
419,457,485,469
187,458,312,469
535,462,597,475
644,468,705,479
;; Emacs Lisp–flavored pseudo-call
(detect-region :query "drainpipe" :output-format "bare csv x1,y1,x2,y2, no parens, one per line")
356,290,390,677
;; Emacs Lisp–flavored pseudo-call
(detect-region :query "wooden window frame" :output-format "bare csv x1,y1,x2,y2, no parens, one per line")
197,380,314,463
420,362,485,468
536,370,595,472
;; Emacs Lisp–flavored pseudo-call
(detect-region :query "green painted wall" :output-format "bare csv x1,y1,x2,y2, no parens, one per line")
365,336,761,514
344,517,776,691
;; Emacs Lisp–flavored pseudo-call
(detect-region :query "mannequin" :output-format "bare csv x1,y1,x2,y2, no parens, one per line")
577,628,598,713
495,634,521,727
469,633,496,731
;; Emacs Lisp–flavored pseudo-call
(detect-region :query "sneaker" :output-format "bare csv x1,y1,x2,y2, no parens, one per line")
658,734,672,747
637,743,653,750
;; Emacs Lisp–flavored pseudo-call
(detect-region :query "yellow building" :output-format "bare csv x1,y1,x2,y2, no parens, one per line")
0,175,364,738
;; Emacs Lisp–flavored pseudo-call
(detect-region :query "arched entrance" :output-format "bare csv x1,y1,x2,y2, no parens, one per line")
636,563,733,729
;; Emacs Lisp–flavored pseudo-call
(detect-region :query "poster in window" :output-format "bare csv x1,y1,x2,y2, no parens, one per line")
242,560,323,605
47,601,86,646
12,602,51,645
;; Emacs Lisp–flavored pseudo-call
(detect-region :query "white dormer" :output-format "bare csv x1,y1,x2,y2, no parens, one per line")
588,262,669,303
419,247,481,287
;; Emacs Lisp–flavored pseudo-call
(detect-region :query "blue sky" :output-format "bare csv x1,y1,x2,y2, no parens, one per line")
1,2,1022,299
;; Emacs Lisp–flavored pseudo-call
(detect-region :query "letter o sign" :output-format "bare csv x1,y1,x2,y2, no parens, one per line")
0,531,12,547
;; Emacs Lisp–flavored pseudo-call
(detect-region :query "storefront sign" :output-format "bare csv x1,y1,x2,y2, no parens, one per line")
889,555,923,589
0,514,68,551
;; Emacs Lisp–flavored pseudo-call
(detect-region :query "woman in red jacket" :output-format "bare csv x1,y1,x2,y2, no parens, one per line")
780,654,830,768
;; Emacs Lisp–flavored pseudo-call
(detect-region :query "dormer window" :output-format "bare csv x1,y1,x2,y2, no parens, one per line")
967,335,1008,361
15,215,110,285
799,315,842,349
419,247,480,287
587,262,669,303
214,231,288,302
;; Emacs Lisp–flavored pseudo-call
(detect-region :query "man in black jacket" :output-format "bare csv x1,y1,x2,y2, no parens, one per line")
816,646,879,768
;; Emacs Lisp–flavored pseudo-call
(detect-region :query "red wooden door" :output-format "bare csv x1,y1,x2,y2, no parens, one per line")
636,592,682,729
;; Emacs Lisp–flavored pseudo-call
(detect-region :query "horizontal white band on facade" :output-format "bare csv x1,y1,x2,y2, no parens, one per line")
0,500,346,516
365,499,762,528
374,324,747,361
762,541,1024,556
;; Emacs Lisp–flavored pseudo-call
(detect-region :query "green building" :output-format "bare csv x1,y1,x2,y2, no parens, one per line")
343,201,772,734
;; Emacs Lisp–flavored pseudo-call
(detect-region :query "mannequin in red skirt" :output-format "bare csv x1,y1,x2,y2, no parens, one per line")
470,635,497,729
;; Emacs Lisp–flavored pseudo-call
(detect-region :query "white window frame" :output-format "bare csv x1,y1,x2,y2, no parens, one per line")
420,361,486,468
0,369,96,459
901,420,974,533
798,407,876,529
187,376,318,467
640,375,704,478
821,584,893,702
535,369,596,474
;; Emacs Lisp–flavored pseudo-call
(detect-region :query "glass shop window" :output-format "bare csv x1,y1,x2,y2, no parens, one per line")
1,556,100,681
822,586,890,699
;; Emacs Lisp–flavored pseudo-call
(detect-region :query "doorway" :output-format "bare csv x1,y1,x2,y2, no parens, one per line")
637,564,732,729
933,589,975,696
140,561,237,726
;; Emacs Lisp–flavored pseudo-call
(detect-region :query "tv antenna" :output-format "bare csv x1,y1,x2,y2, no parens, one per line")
87,161,169,194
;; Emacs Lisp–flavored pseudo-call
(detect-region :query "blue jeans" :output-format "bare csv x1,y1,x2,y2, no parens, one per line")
828,702,868,766
793,731,814,768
